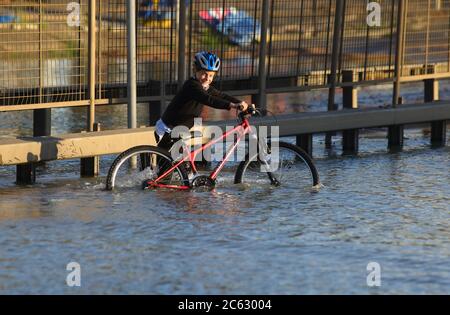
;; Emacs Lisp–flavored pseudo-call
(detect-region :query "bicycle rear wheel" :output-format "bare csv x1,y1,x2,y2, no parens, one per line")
234,141,320,190
106,145,189,191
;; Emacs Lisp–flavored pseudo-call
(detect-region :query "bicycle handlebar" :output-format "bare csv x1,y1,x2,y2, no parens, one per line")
238,104,258,120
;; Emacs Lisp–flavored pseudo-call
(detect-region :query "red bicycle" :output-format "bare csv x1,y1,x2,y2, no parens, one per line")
106,106,320,191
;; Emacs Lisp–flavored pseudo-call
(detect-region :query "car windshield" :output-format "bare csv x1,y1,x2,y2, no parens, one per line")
233,19,255,29
225,16,258,33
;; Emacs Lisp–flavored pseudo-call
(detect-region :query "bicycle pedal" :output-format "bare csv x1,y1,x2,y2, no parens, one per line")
142,180,152,190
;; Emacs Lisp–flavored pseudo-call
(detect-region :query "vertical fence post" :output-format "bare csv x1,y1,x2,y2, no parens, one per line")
80,0,100,176
98,0,103,100
178,0,187,90
312,1,317,37
18,109,52,185
81,123,102,177
36,0,50,136
326,0,345,148
33,109,51,137
127,0,137,131
393,0,406,107
16,163,36,186
88,0,96,132
255,0,270,111
17,0,49,185
425,79,447,146
389,0,406,150
39,0,43,105
296,134,313,157
388,97,404,149
126,0,138,169
342,70,359,154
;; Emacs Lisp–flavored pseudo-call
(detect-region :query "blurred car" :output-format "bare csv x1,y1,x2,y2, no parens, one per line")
199,7,261,47
0,14,16,30
139,0,173,28
0,15,15,24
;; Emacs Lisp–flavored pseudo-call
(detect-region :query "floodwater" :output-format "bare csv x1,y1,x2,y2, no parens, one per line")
0,82,449,294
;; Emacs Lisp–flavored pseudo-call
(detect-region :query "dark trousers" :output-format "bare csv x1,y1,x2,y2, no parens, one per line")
155,131,190,177
155,131,186,162
155,131,174,151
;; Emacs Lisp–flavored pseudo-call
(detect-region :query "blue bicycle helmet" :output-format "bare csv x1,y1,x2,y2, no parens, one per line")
194,51,221,72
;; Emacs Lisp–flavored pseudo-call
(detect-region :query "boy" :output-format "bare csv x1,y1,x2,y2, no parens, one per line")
155,51,249,151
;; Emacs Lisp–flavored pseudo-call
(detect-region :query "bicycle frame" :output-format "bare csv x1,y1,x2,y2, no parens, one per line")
148,118,252,190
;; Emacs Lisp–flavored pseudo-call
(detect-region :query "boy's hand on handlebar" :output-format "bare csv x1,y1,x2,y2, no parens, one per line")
230,101,249,112
239,101,249,112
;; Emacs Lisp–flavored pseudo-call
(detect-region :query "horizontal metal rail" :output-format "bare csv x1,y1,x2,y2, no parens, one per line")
3,72,450,112
2,0,450,110
226,101,450,135
1,101,449,166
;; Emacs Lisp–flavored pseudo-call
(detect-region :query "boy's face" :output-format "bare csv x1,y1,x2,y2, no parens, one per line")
195,70,216,86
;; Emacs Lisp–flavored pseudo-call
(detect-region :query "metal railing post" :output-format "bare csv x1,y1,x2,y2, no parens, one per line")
88,0,96,131
80,123,101,177
393,0,406,107
18,0,49,185
388,97,404,150
127,0,137,130
177,0,187,90
34,0,51,139
256,0,270,112
35,0,51,138
342,70,359,155
81,0,101,177
389,0,407,150
296,134,313,157
328,0,345,109
326,0,345,148
425,78,447,146
39,0,43,105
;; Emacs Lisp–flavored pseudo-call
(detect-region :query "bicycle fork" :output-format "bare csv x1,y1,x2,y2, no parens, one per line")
252,130,281,187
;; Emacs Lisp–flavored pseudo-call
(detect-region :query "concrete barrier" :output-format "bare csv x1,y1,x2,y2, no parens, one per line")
1,101,449,166
0,128,157,166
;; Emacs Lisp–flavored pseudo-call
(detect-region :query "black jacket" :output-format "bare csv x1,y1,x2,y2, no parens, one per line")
161,77,241,129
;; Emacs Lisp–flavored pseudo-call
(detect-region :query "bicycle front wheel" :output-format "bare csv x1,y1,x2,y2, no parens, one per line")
234,141,320,190
106,145,189,191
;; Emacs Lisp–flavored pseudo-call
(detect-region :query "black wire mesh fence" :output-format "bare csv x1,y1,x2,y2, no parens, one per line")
403,0,450,76
0,0,88,105
339,0,397,81
99,0,177,98
188,0,262,83
2,0,450,108
266,0,335,86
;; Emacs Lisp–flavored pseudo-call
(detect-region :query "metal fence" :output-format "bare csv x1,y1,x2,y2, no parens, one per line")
403,0,450,75
1,0,450,109
267,0,335,82
0,0,88,105
340,0,397,81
